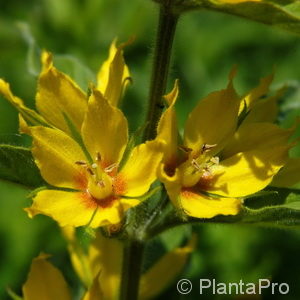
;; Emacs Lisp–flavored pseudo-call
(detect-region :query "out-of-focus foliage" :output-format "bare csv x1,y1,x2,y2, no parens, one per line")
156,0,300,35
0,0,300,299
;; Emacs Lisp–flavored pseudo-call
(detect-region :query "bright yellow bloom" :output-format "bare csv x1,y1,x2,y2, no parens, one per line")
158,74,292,219
0,40,130,135
25,87,164,227
63,228,196,300
0,41,163,228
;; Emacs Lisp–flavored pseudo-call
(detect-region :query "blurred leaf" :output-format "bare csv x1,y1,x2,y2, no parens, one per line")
0,144,46,189
54,55,95,91
160,225,192,251
6,287,23,300
16,22,41,77
160,0,300,35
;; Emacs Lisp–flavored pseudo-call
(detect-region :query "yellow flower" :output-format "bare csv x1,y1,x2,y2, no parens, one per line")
0,40,163,227
20,253,102,300
24,87,164,227
158,74,292,219
0,40,130,135
63,228,196,300
0,41,163,228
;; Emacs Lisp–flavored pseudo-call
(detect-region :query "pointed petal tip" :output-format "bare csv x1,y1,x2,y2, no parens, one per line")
41,50,53,71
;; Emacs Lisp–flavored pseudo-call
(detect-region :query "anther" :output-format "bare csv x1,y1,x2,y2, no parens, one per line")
75,160,87,166
179,145,192,153
96,152,101,162
86,168,94,176
104,163,118,173
201,143,217,154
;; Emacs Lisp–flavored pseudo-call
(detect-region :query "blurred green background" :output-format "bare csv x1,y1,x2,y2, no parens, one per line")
1,0,300,299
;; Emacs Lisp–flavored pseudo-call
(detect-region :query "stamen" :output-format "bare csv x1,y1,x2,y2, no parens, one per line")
86,168,94,176
96,152,101,162
104,163,118,173
75,160,87,166
210,156,219,165
178,145,192,153
191,159,202,171
201,143,217,154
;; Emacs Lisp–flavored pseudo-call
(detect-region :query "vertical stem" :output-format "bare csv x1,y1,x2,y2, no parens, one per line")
119,240,144,300
119,3,180,300
143,4,179,141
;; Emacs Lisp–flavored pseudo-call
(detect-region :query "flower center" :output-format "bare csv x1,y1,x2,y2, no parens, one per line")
87,172,113,200
181,143,220,188
75,155,118,201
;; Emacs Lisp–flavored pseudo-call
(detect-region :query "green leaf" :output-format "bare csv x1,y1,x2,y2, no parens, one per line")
54,54,95,91
159,0,300,35
147,189,300,237
160,225,192,251
0,144,46,188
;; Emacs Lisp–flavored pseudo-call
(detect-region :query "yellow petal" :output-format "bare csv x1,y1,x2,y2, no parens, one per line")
239,73,273,114
222,122,293,158
97,40,130,106
120,198,141,210
22,254,71,300
31,126,87,189
62,226,93,287
88,232,123,300
184,79,240,157
26,190,122,228
209,147,289,197
119,140,165,197
82,273,104,300
0,79,48,127
36,51,87,133
157,80,179,166
271,158,300,188
19,114,30,134
159,164,182,208
139,235,196,300
180,190,241,218
81,88,128,166
243,87,284,124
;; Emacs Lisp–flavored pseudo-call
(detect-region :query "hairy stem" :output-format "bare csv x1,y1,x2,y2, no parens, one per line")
119,239,144,300
143,4,179,141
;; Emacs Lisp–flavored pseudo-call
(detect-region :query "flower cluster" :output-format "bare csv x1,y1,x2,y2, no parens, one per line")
0,41,297,229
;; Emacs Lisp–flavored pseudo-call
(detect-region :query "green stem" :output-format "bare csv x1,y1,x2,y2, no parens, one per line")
119,4,180,300
119,240,144,300
143,4,179,141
